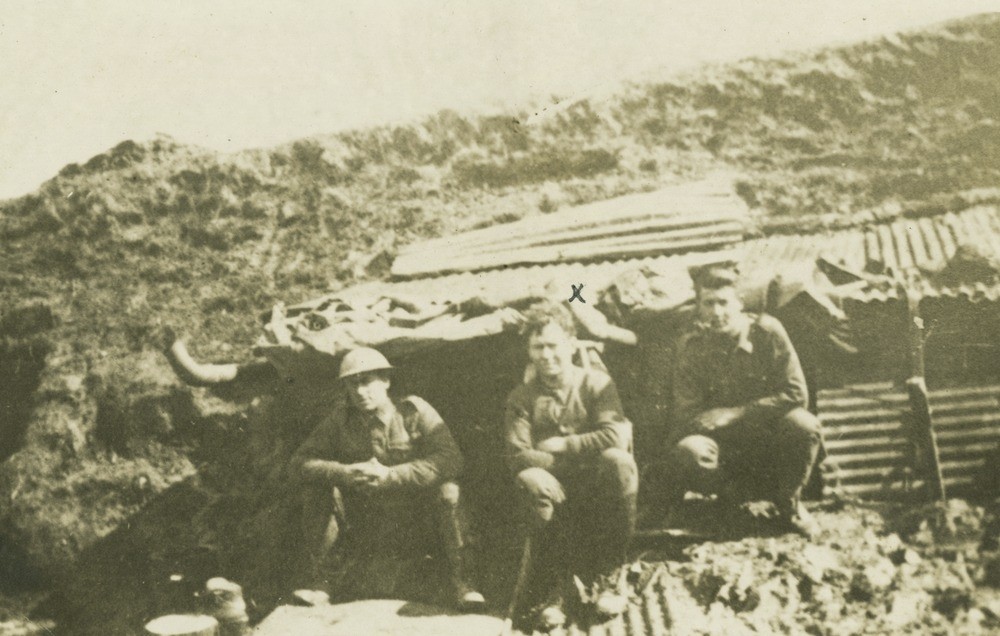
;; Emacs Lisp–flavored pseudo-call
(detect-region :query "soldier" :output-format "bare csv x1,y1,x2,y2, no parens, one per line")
504,301,638,630
290,347,485,610
665,262,822,538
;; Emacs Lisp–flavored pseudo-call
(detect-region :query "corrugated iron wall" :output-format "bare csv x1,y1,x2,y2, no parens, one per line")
819,381,1000,498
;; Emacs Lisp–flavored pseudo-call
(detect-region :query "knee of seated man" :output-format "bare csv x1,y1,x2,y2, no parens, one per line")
672,434,720,471
437,481,461,507
515,468,563,524
781,407,822,440
598,447,635,470
515,467,565,504
597,448,638,488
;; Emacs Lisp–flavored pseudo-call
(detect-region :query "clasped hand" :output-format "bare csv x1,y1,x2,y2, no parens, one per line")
345,458,391,490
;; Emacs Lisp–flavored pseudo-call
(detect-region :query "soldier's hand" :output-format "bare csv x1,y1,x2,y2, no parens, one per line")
344,463,378,487
536,436,569,454
355,459,391,490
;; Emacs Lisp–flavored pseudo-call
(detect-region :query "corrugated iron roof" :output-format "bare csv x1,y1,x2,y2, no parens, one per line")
740,205,1000,302
391,176,750,278
337,204,1000,310
334,248,741,310
263,189,1000,368
819,381,1000,497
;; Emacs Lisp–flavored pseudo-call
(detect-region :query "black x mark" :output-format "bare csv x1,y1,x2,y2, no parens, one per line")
569,283,586,303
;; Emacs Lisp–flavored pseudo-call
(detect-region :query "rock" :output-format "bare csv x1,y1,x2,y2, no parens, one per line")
815,592,844,624
251,600,502,636
931,578,974,620
201,578,249,636
886,589,931,629
0,619,58,636
879,533,903,556
849,558,895,602
594,591,629,618
890,548,922,566
145,614,219,636
912,520,936,547
980,593,1000,619
799,544,841,584
964,607,987,631
866,558,896,589
291,590,330,607
754,577,791,620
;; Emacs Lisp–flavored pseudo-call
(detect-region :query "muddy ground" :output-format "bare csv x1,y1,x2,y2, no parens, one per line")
4,497,999,635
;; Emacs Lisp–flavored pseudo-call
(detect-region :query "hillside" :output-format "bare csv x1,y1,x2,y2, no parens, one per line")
2,12,1000,633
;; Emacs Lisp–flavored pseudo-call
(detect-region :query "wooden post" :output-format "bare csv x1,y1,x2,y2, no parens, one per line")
900,283,946,502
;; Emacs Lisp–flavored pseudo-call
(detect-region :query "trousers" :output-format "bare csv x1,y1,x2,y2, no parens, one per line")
515,448,638,584
301,481,474,598
665,407,822,511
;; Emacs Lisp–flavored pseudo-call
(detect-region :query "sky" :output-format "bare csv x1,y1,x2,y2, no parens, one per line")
1,1,999,199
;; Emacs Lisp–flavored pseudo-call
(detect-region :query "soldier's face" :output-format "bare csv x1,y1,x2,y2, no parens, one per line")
697,286,743,336
527,323,574,382
345,372,391,412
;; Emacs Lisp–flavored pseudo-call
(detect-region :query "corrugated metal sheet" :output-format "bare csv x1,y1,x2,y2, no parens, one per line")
391,177,750,278
743,205,1000,302
335,248,740,310
818,381,1000,497
266,203,1000,364
345,204,1000,309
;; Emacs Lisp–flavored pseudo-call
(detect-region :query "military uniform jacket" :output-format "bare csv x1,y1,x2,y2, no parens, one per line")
504,366,632,474
290,395,463,490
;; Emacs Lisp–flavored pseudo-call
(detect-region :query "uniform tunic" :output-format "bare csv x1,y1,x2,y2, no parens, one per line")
504,365,632,474
671,313,809,442
503,365,637,582
667,312,821,505
292,395,462,490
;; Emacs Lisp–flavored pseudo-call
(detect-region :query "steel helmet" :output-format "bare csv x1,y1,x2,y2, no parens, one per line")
338,347,393,380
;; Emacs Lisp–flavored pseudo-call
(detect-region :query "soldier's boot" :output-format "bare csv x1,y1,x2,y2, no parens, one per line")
437,482,486,611
536,582,568,632
775,497,819,540
771,408,823,540
591,489,637,620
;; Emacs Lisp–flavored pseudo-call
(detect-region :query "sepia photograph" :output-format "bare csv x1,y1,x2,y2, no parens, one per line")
4,2,1000,634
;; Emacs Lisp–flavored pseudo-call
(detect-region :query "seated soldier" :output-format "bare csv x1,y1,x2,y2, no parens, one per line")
289,347,484,610
504,302,638,630
665,262,822,538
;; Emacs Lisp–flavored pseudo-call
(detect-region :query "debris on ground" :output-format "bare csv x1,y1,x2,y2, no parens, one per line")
554,499,1000,635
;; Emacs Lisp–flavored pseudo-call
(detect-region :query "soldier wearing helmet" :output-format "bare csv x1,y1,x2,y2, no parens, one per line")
290,347,484,610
